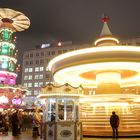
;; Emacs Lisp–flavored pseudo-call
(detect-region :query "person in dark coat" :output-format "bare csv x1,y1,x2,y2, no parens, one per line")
11,110,19,136
110,111,119,138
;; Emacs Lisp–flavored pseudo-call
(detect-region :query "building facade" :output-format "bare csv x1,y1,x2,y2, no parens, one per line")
22,42,90,97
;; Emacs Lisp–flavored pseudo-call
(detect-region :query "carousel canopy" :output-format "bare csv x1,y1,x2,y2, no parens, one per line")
38,83,84,98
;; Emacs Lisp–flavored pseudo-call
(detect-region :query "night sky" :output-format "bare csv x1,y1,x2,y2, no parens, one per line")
0,0,140,83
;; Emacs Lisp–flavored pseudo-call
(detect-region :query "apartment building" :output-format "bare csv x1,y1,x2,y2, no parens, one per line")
22,41,90,97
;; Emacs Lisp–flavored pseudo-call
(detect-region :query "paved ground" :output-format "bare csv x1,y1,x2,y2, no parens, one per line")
83,138,140,140
0,131,140,140
0,130,41,140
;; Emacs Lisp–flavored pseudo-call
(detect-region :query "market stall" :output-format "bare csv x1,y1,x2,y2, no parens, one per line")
38,83,83,140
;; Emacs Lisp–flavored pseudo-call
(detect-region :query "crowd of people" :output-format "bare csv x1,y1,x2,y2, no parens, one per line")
0,109,42,138
0,108,120,138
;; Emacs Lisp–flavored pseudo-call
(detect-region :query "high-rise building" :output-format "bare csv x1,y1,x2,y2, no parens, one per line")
22,42,90,97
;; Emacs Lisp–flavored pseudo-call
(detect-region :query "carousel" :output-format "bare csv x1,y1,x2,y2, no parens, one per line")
0,8,30,108
48,16,140,137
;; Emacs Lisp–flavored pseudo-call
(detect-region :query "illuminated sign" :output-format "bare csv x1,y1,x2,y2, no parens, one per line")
12,98,22,105
41,43,51,48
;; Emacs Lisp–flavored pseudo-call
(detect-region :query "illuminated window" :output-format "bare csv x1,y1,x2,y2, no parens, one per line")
34,82,38,87
46,81,50,84
35,67,39,72
29,68,33,72
40,67,44,71
24,76,28,80
39,82,43,87
39,74,43,79
28,75,32,80
26,91,32,96
24,83,28,87
28,83,32,87
24,68,28,73
35,75,39,79
35,74,43,79
58,99,74,121
46,67,49,71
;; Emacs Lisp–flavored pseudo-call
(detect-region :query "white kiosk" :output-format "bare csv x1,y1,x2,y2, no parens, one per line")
38,83,83,140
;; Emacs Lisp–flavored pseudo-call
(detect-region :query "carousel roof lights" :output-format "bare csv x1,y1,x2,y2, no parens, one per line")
49,46,140,71
42,82,83,89
53,62,140,88
94,37,119,46
37,93,84,98
38,83,83,98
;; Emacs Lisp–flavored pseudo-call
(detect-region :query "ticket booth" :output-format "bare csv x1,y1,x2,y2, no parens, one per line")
38,83,83,140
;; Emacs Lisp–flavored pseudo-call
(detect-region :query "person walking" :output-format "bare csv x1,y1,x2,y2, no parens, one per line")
32,109,41,138
110,111,119,138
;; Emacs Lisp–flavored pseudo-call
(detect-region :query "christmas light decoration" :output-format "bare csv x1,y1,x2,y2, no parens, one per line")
0,8,30,107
